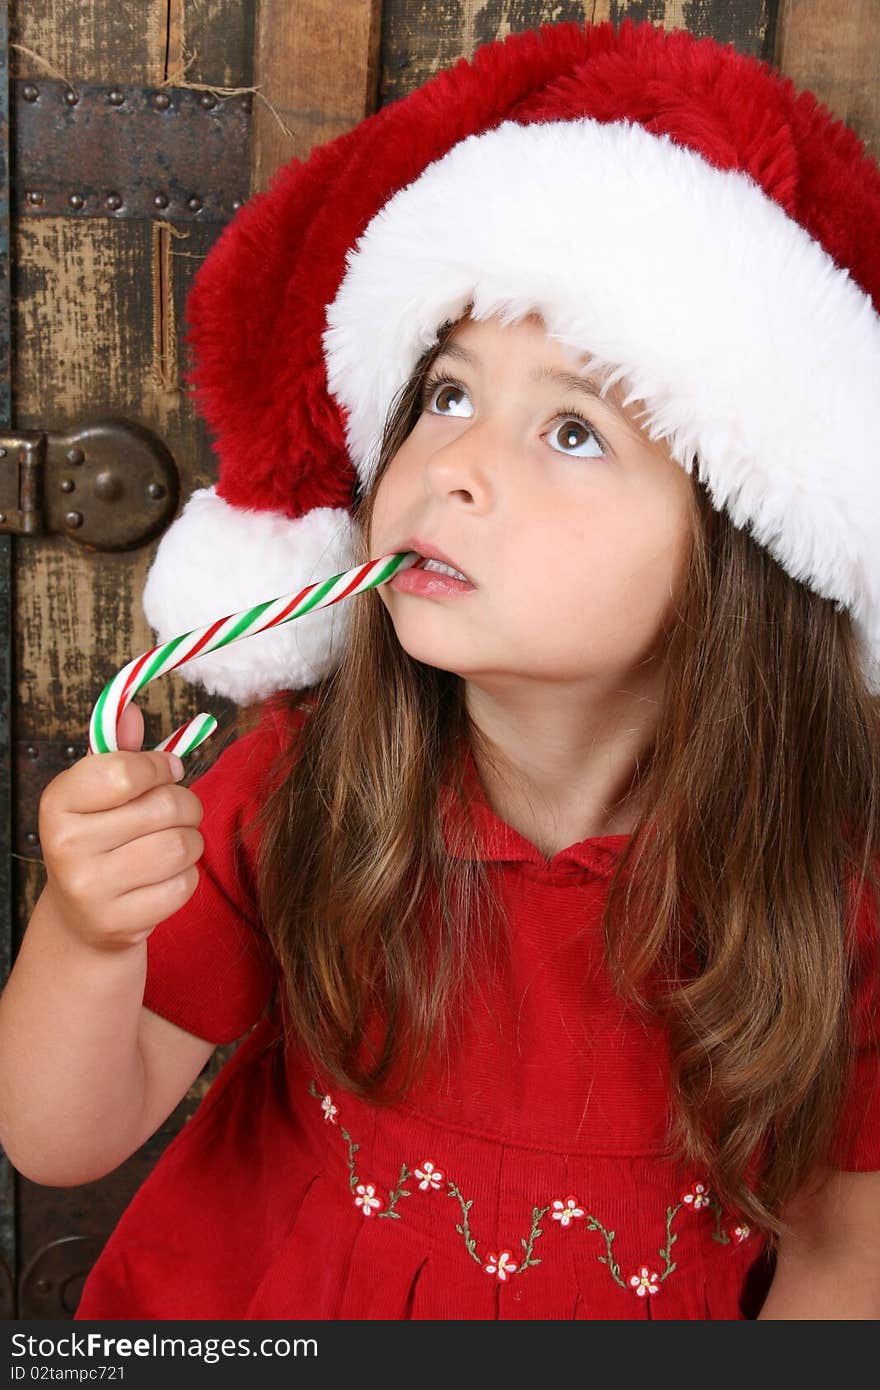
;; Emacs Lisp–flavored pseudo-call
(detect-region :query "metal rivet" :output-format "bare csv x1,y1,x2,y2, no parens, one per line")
63,89,79,106
108,89,125,106
68,193,84,210
153,192,169,210
60,478,75,493
0,448,6,458
239,94,252,113
22,84,39,102
105,192,122,210
147,481,167,500
231,198,243,212
26,746,39,759
0,514,6,524
152,91,171,111
26,191,44,207
66,448,85,465
65,746,78,759
26,832,39,846
95,471,122,501
65,511,84,529
186,195,202,213
199,92,217,110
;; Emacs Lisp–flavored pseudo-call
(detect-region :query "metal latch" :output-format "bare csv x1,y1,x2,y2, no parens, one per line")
0,418,179,550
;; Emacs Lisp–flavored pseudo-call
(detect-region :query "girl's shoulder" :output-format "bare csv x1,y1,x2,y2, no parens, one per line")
186,690,315,810
251,688,317,758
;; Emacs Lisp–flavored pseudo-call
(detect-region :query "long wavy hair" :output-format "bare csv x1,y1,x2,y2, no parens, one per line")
248,309,880,1245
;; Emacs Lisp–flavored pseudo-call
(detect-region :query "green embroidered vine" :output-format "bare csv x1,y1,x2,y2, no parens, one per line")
378,1163,413,1220
584,1215,626,1289
340,1127,360,1195
448,1181,482,1266
709,1193,731,1244
658,1202,680,1280
516,1205,550,1274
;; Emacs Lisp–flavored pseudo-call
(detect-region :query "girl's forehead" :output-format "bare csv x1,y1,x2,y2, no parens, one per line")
444,309,641,419
449,310,604,377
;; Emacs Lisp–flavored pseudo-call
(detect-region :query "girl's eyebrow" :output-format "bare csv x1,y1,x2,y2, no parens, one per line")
431,341,639,434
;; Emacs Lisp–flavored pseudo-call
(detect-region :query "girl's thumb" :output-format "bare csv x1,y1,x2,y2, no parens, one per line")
115,700,145,752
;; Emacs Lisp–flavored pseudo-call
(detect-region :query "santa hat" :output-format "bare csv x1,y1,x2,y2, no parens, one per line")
143,17,880,701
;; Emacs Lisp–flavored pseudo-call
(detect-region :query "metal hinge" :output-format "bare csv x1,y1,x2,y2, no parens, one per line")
0,418,179,550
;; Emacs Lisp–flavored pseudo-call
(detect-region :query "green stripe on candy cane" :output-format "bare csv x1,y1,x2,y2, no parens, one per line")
88,550,423,758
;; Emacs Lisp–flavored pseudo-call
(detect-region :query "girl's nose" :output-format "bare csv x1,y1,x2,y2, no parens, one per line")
427,417,504,499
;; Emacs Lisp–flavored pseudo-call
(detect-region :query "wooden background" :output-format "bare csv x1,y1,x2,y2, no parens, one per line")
3,0,878,1320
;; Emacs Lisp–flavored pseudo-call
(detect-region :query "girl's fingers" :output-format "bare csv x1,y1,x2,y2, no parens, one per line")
44,747,184,818
49,783,204,857
95,868,201,942
114,701,145,753
102,826,205,894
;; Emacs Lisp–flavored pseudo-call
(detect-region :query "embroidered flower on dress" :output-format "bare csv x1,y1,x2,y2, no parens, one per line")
485,1251,518,1281
321,1095,338,1124
629,1267,660,1297
682,1181,711,1210
551,1196,585,1226
354,1183,382,1216
414,1160,444,1191
730,1223,751,1243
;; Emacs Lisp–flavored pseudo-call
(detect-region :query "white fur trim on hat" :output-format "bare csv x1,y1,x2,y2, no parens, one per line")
142,487,359,704
322,117,880,693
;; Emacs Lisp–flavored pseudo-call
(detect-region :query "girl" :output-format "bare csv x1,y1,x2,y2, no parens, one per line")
2,17,880,1320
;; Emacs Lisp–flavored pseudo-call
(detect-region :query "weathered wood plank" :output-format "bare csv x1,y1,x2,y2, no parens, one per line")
378,1,774,108
170,0,255,88
252,0,383,192
776,0,880,157
10,1,253,93
9,0,163,85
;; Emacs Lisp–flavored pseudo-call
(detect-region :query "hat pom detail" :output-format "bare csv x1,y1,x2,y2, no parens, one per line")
142,487,360,704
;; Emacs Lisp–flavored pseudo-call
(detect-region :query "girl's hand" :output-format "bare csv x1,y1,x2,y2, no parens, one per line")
37,701,205,953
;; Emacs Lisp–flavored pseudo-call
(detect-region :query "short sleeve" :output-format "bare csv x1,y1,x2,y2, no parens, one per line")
828,871,880,1170
141,694,311,1045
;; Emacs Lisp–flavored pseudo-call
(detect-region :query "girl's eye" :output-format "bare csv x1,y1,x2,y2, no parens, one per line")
546,416,606,460
420,377,473,419
419,374,607,460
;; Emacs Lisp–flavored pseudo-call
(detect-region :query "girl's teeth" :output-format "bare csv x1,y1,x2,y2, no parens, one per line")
423,558,467,580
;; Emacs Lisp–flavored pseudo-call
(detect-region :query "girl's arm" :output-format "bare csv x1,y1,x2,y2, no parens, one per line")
0,887,213,1187
756,1168,880,1319
0,709,211,1186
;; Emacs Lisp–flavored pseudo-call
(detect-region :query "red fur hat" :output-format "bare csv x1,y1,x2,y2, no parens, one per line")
142,17,880,702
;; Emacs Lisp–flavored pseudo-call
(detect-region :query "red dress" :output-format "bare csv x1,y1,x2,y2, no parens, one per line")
75,696,880,1321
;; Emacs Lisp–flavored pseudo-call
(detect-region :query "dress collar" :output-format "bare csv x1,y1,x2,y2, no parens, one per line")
439,740,631,875
270,695,630,877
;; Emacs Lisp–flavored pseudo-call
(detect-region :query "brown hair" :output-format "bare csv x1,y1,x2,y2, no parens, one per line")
250,311,880,1246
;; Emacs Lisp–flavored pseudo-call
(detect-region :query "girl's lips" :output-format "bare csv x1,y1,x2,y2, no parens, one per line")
390,566,477,597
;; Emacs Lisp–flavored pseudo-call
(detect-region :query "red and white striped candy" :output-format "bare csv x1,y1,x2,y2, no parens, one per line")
89,551,422,758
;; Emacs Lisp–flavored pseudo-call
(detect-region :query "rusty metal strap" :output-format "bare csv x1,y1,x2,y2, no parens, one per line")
13,78,251,222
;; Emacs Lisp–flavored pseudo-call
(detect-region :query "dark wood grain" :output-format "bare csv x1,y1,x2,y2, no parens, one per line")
776,0,879,158
378,0,775,108
252,0,383,193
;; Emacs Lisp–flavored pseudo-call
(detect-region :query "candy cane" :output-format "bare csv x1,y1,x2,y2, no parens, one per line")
88,551,423,758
